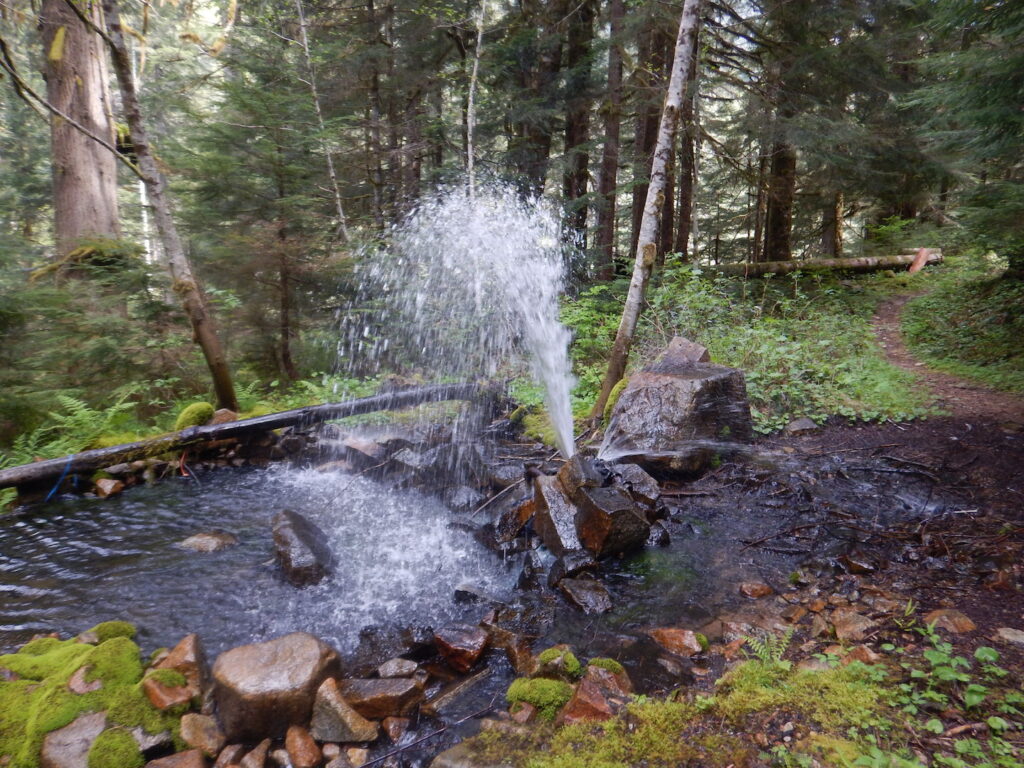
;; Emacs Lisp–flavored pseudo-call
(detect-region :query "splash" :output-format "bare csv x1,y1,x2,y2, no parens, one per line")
341,182,576,457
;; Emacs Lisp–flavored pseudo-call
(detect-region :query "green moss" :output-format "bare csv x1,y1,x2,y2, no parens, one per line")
506,678,573,721
173,402,214,431
520,412,557,448
89,621,136,643
0,632,181,767
143,669,187,688
586,658,624,676
602,378,629,425
537,647,581,679
87,728,144,768
695,633,710,652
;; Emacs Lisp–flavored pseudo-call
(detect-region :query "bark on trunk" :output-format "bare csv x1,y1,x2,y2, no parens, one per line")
762,140,796,261
821,190,843,257
590,0,702,420
99,0,238,411
628,22,667,258
672,42,699,260
563,0,596,248
41,0,120,256
594,0,625,280
719,250,942,277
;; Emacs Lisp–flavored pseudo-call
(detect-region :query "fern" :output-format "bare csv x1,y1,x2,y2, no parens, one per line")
744,627,795,668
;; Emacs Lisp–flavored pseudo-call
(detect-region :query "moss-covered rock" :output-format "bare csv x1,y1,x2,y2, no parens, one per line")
602,377,630,425
536,647,582,680
506,678,573,722
0,628,182,768
87,728,144,768
521,412,558,448
173,402,214,431
586,658,624,677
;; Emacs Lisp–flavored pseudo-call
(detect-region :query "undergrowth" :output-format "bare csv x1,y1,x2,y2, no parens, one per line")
902,253,1024,395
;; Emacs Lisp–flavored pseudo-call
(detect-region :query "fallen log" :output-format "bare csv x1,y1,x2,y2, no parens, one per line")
717,249,942,277
0,383,492,492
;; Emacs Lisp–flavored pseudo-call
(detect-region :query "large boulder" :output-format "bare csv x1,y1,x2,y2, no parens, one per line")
271,510,336,587
602,339,753,478
574,486,649,559
211,632,341,742
532,476,581,556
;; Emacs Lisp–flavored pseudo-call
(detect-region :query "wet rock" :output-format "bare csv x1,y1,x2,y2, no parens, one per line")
995,627,1024,646
346,747,369,767
603,357,753,478
40,711,106,768
94,477,125,498
212,632,341,742
310,678,379,743
341,435,389,465
556,455,607,499
321,744,341,762
831,608,876,642
429,741,507,768
648,628,704,657
180,713,225,757
556,678,614,725
240,739,272,768
574,486,650,559
214,745,246,768
510,702,537,724
444,485,486,513
558,577,612,614
285,725,321,768
270,749,291,768
533,475,581,555
485,626,537,677
740,581,774,599
810,614,830,638
155,633,207,700
923,609,976,634
843,645,883,665
784,417,818,435
838,552,877,575
423,668,491,717
337,678,424,719
583,664,633,696
272,510,336,587
453,584,504,608
178,531,239,553
145,751,207,768
781,605,808,624
612,463,661,508
516,550,545,591
547,550,598,588
434,625,489,673
494,496,535,544
647,522,670,547
383,717,410,743
143,673,193,710
377,658,418,678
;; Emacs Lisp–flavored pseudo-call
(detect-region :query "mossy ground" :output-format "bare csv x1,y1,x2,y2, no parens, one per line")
0,623,181,768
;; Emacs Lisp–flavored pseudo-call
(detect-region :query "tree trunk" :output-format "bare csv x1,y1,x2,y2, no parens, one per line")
40,0,119,256
590,0,702,421
366,0,385,232
719,250,942,277
761,140,796,261
821,190,843,257
672,37,699,260
594,0,625,280
99,0,238,411
628,21,667,258
563,0,596,248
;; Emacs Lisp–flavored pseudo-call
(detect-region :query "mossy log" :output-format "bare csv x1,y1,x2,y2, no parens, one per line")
0,383,492,492
717,249,942,277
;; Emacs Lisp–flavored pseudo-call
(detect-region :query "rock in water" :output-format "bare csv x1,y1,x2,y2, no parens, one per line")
574,486,649,559
558,578,613,614
603,342,753,478
212,632,341,742
434,625,489,673
310,678,379,743
40,711,106,768
532,476,581,555
271,510,335,586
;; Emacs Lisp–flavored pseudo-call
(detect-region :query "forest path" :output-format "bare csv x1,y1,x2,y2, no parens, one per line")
872,293,1024,428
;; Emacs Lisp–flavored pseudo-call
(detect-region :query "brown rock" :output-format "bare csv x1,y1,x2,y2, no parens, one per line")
239,739,271,768
346,748,369,767
40,712,106,768
613,463,661,508
781,605,808,624
583,664,632,696
810,614,830,638
843,645,883,666
556,679,613,725
923,609,977,634
574,486,649,559
510,701,537,724
656,336,711,365
145,751,207,768
558,578,612,614
740,582,773,599
180,713,225,757
807,598,827,613
377,658,417,678
556,455,606,499
995,627,1024,646
722,638,746,661
383,717,410,742
337,677,423,719
494,497,535,544
67,665,102,694
286,725,321,768
532,475,581,555
434,625,489,673
143,674,193,710
213,745,246,768
422,668,491,717
212,632,341,742
831,609,876,642
179,532,239,553
310,677,379,743
321,744,341,762
210,409,238,425
156,633,207,699
94,477,125,498
648,628,703,657
272,510,335,587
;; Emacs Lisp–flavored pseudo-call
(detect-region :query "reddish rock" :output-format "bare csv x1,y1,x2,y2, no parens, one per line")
781,605,808,624
923,609,976,634
722,638,746,661
337,677,423,720
574,486,649,559
285,725,321,768
377,658,417,678
843,645,883,666
156,633,207,699
810,614,830,638
831,609,876,642
212,632,341,742
40,711,106,768
656,336,711,365
180,713,225,757
740,582,773,599
310,678,379,743
558,578,612,614
807,598,827,613
383,716,410,742
648,628,703,657
346,747,369,767
613,463,661,508
510,701,537,724
143,674,193,710
67,665,102,694
145,750,207,768
494,497,535,543
213,745,246,768
434,625,489,673
583,664,632,696
556,679,614,725
533,475,581,555
210,409,238,425
239,739,271,768
94,477,125,498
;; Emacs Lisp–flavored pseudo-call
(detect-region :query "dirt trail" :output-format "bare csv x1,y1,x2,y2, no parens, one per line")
872,293,1024,427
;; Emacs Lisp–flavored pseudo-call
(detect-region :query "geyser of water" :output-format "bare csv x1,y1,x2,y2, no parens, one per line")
341,182,576,457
